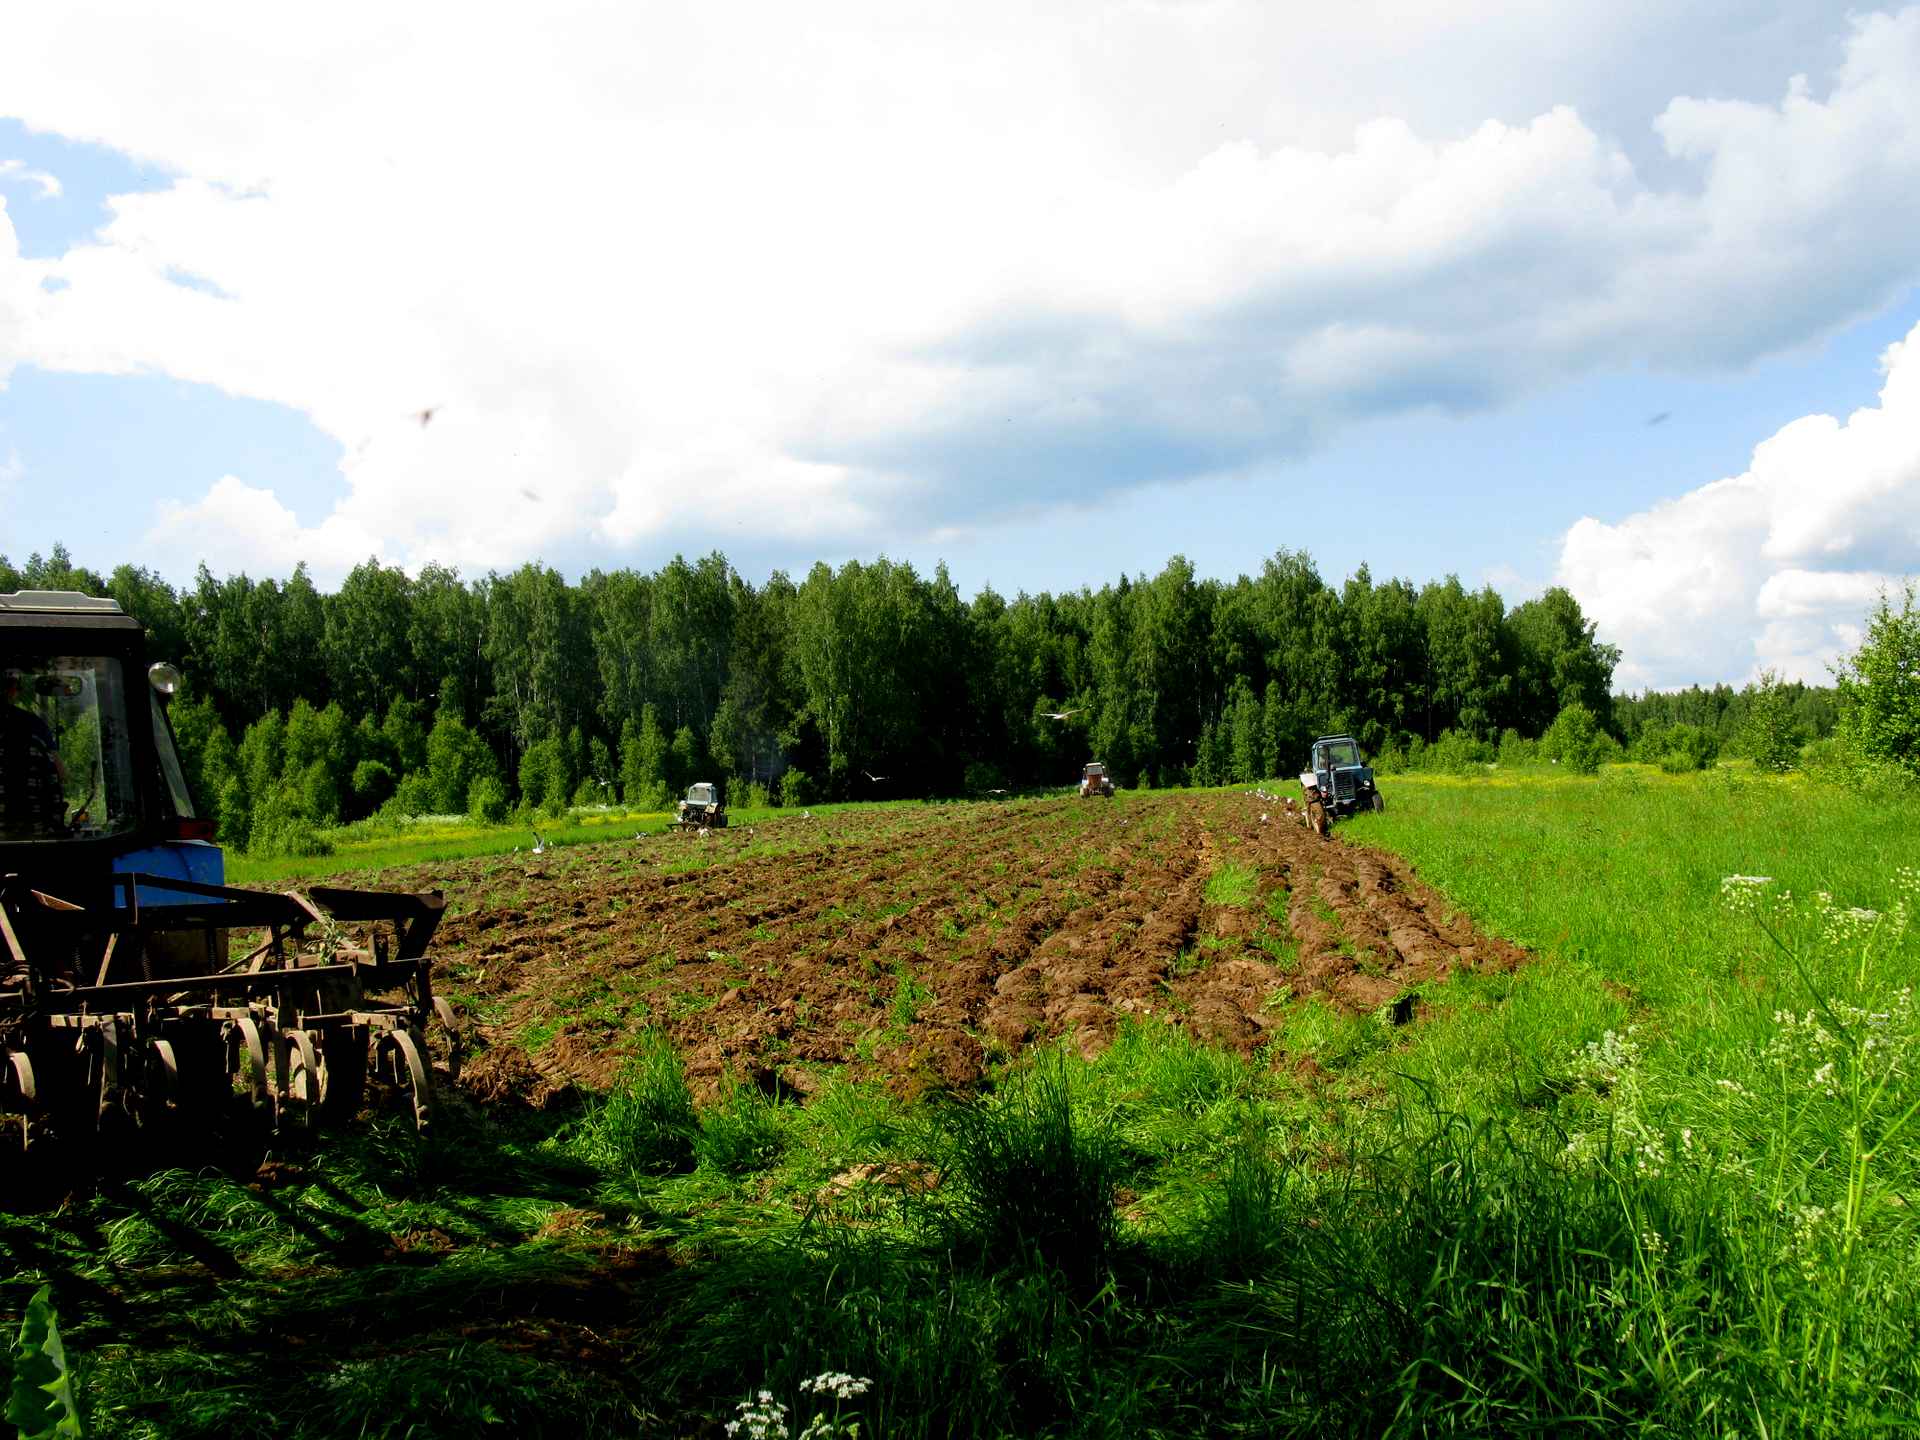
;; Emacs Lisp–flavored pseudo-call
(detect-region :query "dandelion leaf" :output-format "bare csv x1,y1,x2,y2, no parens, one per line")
5,1285,84,1440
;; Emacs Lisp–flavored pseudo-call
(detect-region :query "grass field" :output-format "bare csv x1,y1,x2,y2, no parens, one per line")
5,765,1917,1437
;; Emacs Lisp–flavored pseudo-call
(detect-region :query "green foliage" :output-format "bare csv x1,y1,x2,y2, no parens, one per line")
467,773,510,824
6,1286,84,1439
350,757,397,811
1636,721,1720,772
517,737,572,817
1497,726,1537,765
1540,701,1607,774
1741,667,1805,772
781,767,817,807
244,785,335,858
930,1053,1120,1285
1421,727,1493,773
619,706,669,804
962,759,1006,794
1835,580,1920,775
427,711,497,814
390,770,436,817
667,724,700,795
696,1080,788,1176
583,1029,697,1177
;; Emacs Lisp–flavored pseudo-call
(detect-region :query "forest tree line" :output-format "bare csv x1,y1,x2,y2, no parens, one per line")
1,542,1835,850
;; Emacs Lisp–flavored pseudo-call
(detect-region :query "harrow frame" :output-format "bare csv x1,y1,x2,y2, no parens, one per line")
1,871,458,1155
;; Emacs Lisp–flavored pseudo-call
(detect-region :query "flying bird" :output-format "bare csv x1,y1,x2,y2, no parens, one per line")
1645,411,1672,427
862,770,889,782
414,405,440,428
531,829,547,855
1041,709,1082,721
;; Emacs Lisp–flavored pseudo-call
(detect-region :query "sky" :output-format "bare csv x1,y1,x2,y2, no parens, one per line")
1,0,1917,693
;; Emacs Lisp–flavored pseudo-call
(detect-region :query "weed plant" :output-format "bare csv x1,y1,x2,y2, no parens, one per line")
924,1054,1121,1288
695,1080,789,1177
581,1027,697,1177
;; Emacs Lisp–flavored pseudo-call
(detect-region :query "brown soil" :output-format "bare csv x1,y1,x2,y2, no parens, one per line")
372,793,1527,1104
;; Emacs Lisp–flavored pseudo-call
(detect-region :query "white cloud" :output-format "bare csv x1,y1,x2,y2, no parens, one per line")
0,161,62,200
0,4,1917,580
1557,321,1920,689
148,474,387,581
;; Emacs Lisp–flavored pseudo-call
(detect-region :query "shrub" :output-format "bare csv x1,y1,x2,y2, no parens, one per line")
1743,669,1805,773
1834,581,1920,775
351,758,397,812
963,759,1008,794
1426,728,1494,773
781,767,817,808
1647,723,1719,773
1497,728,1538,765
1541,703,1608,774
467,774,509,824
738,780,771,810
245,787,335,858
390,771,437,817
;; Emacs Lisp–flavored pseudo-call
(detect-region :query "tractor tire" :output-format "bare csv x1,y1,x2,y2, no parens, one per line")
1370,792,1385,814
1307,800,1330,838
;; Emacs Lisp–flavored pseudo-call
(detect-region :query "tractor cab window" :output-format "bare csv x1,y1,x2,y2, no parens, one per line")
1320,739,1361,768
0,656,139,843
686,783,716,805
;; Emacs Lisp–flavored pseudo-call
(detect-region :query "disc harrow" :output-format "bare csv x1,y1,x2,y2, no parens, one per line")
1,871,459,1159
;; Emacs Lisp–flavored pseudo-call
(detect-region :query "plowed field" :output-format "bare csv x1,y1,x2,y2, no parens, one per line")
404,792,1528,1104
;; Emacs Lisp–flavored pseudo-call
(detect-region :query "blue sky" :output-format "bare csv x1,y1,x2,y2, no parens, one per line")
4,2,1919,691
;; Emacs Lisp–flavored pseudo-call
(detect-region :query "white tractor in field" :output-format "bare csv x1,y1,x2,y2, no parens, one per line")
675,781,727,829
1079,761,1115,798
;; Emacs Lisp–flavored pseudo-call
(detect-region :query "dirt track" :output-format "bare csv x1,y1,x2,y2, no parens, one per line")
400,793,1527,1103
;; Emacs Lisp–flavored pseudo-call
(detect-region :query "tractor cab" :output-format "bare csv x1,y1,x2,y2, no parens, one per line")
0,591,219,904
1079,761,1114,798
1301,734,1382,819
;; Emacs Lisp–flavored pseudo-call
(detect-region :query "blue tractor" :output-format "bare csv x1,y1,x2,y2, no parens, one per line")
1298,733,1383,836
1,591,456,1162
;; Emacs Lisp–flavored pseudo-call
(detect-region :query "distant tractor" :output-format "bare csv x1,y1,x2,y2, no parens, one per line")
1299,734,1382,836
675,781,727,829
1079,761,1115,798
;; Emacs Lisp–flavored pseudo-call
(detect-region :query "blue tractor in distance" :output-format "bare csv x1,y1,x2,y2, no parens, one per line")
1,590,455,1165
1298,733,1383,837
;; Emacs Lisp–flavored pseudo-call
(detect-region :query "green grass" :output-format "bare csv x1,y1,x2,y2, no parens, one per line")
1203,859,1258,908
10,769,1920,1436
226,801,821,886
